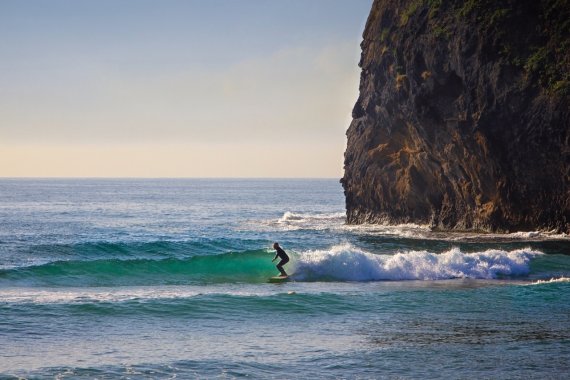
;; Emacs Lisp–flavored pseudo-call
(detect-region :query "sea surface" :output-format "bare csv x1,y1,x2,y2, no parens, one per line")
1,178,569,379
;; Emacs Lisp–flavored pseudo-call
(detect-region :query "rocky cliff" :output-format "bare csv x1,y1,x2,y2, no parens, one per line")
342,0,570,233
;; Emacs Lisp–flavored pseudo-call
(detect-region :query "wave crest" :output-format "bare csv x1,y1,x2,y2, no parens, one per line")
293,244,542,281
1,243,548,286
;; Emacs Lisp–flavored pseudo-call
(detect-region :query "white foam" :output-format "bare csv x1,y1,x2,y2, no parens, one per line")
341,222,431,238
505,230,570,240
527,277,570,286
274,211,431,235
343,225,569,242
292,243,542,281
249,211,569,241
508,231,542,239
275,211,346,231
278,211,305,222
0,286,277,304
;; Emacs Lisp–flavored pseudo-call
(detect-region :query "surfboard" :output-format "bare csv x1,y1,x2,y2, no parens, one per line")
268,275,290,283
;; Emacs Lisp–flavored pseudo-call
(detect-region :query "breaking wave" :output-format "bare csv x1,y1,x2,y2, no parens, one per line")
293,243,542,281
0,242,554,287
275,211,346,230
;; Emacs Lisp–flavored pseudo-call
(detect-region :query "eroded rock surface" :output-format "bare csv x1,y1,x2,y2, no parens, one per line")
342,0,569,232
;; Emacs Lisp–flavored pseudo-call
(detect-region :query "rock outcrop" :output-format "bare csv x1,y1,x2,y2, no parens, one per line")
342,0,570,233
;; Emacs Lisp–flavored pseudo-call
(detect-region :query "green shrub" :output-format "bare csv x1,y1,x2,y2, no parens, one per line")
551,79,570,95
457,0,480,17
524,47,547,74
380,28,390,42
488,8,510,26
432,25,449,39
427,0,442,18
400,0,424,25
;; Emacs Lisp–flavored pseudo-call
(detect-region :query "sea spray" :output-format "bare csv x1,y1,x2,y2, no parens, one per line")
293,243,543,281
275,211,346,231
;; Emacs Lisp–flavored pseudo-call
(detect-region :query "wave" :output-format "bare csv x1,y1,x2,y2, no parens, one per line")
278,211,346,223
0,285,279,304
1,238,269,270
269,211,345,231
0,243,555,286
292,244,543,281
0,249,277,287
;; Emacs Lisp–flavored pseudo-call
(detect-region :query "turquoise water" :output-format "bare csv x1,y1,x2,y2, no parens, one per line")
1,179,569,379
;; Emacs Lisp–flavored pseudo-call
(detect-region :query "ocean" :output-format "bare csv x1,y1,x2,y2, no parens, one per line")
1,178,569,379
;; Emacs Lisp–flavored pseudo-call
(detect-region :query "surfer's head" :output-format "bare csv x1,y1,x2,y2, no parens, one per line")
273,242,279,249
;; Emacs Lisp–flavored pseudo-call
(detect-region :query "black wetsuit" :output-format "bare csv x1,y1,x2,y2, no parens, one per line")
274,246,289,276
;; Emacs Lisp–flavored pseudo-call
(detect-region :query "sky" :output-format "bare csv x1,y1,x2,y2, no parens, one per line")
0,0,372,177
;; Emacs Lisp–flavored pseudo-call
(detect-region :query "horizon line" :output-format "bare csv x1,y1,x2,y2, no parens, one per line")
0,176,343,180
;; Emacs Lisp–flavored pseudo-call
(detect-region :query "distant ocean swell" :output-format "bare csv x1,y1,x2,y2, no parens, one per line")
0,243,552,286
4,238,269,263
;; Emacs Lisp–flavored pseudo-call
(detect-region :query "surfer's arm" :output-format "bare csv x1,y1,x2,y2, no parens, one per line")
272,253,278,262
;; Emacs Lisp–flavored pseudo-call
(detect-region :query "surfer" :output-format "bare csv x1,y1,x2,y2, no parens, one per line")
272,242,289,277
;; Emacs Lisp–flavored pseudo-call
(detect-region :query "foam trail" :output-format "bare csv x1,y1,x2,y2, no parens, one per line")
526,277,570,286
0,286,279,304
293,243,542,281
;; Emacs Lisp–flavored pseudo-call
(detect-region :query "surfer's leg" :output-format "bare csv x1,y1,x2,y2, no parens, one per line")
276,262,286,276
276,257,289,276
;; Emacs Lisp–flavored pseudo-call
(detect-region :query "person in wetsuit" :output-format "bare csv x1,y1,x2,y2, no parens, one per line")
272,242,289,277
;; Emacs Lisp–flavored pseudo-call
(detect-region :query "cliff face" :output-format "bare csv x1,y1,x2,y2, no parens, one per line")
342,0,570,233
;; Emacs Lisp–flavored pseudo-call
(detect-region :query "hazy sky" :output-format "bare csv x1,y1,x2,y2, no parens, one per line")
0,0,372,177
